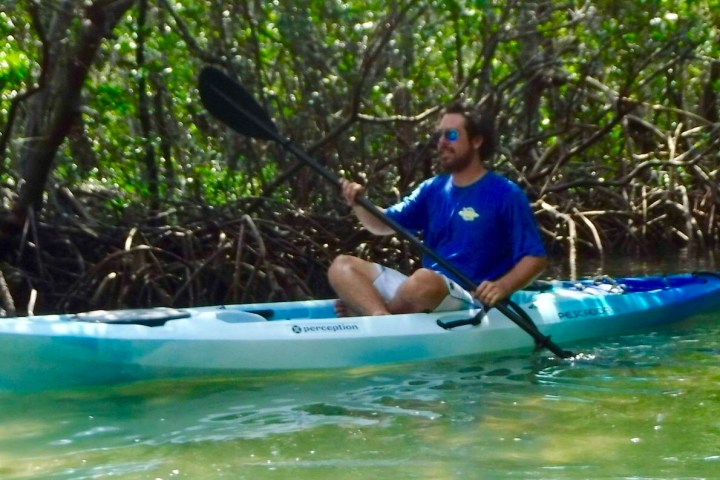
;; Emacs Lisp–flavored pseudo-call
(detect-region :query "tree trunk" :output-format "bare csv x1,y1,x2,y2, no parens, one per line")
10,0,135,227
700,60,719,123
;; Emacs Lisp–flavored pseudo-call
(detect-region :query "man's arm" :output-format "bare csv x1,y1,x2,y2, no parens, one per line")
340,179,395,235
475,255,547,306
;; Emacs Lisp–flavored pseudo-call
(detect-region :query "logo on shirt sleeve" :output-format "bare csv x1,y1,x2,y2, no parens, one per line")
458,207,480,221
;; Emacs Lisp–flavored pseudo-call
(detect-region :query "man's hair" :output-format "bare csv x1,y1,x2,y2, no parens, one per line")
442,100,496,159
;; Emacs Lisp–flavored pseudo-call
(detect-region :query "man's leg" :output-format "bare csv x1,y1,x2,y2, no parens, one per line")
328,255,390,316
387,268,449,314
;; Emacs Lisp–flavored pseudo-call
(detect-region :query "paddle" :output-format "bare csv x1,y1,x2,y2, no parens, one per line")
198,65,574,359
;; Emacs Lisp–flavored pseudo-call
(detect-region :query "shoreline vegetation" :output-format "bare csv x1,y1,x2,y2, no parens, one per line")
1,2,719,314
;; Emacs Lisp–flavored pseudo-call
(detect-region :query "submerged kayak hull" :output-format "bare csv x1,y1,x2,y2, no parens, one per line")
2,273,720,391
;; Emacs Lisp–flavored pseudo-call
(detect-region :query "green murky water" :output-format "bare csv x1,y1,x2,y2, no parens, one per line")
1,315,719,479
2,251,720,479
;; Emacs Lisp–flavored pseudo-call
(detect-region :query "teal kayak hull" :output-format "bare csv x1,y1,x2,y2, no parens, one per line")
2,273,719,391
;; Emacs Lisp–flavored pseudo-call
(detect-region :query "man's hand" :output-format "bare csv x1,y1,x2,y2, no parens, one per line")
339,178,364,207
337,179,392,235
474,280,510,307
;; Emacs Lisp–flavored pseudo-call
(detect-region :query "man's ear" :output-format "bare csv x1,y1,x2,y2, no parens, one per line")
472,135,484,151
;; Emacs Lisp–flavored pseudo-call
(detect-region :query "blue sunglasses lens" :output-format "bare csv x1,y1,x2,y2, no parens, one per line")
443,129,459,142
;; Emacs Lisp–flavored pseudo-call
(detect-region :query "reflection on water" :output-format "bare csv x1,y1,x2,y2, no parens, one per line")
1,254,720,479
547,247,719,280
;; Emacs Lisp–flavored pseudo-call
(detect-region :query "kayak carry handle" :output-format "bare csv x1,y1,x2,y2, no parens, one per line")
437,312,484,330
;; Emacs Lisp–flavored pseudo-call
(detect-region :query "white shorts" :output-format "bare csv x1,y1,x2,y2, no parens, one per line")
371,264,478,312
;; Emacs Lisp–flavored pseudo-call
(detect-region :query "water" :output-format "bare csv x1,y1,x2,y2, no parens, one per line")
1,252,720,479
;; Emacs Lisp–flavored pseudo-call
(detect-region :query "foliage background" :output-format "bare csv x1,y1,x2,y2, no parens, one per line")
0,0,719,315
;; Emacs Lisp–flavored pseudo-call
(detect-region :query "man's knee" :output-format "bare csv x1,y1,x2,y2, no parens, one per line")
403,269,448,300
329,254,353,272
386,269,447,313
328,254,353,284
328,255,373,285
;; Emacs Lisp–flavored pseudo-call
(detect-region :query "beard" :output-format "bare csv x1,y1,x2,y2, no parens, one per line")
438,148,474,173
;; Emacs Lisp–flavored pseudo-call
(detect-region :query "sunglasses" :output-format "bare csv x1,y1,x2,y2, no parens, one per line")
437,128,460,142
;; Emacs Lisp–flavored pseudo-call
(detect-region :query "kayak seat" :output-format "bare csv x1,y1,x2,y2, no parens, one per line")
523,280,554,292
216,310,267,323
71,307,191,327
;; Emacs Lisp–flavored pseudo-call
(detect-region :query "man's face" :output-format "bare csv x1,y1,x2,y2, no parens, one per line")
436,113,478,173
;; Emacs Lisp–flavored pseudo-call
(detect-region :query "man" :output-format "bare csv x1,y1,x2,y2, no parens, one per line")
328,101,547,316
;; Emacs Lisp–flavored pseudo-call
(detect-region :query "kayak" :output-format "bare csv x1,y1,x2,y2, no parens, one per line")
2,272,720,392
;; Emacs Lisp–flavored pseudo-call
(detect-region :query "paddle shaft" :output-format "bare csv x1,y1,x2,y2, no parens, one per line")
200,68,573,359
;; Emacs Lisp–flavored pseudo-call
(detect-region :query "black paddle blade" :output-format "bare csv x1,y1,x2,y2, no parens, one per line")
198,66,279,141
